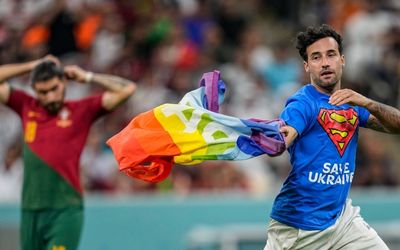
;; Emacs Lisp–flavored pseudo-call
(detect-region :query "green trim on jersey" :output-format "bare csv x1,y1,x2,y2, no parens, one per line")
22,144,83,210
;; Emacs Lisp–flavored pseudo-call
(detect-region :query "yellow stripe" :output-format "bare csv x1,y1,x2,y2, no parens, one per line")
154,105,207,164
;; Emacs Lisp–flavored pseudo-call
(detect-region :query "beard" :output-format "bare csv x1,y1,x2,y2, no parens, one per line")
44,101,63,115
311,73,339,93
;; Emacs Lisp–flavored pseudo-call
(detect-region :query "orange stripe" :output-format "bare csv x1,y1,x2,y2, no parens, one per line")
132,110,181,156
107,109,181,170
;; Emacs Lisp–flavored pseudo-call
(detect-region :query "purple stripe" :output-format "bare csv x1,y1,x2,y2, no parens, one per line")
250,132,286,156
200,70,220,112
241,118,287,156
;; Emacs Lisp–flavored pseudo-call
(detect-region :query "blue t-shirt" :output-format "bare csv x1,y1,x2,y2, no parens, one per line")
271,84,370,230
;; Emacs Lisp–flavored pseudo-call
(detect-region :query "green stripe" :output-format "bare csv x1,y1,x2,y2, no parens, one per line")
22,144,82,210
197,113,213,133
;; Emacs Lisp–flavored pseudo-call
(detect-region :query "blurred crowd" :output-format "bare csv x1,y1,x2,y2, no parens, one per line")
0,0,399,201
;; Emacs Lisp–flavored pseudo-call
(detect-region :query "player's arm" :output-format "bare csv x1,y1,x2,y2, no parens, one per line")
280,125,298,147
0,60,37,104
329,88,400,134
63,65,136,111
364,102,400,133
0,55,59,104
0,81,11,104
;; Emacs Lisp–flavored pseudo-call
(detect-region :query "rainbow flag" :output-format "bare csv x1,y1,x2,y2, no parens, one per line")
107,70,286,183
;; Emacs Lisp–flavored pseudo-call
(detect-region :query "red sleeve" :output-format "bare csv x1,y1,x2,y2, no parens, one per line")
6,88,34,116
74,93,109,122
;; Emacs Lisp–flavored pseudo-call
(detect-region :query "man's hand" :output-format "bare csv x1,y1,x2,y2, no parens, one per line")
279,125,298,147
329,89,371,107
63,65,90,83
31,54,60,69
329,88,400,134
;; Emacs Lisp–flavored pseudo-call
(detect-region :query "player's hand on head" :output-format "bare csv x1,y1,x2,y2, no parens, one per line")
42,54,60,66
63,65,88,83
31,54,60,70
329,89,371,107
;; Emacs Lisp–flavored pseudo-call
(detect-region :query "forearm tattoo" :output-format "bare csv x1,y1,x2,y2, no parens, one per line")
366,115,388,133
92,74,132,92
366,101,400,134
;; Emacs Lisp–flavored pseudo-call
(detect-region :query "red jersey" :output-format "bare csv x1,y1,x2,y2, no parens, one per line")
7,89,107,209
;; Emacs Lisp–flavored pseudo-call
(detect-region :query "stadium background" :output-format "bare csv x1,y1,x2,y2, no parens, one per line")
0,0,399,249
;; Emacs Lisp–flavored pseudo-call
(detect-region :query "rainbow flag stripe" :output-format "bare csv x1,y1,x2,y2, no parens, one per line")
107,71,286,182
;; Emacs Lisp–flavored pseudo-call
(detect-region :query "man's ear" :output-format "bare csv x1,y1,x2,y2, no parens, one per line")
341,55,345,67
304,61,309,73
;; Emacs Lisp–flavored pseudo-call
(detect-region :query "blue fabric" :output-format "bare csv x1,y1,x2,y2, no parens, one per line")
271,84,370,230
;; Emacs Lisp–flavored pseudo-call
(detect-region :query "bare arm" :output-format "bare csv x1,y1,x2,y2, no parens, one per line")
92,73,136,110
63,66,136,111
0,82,11,104
365,102,400,133
0,61,37,83
329,88,400,134
0,61,37,104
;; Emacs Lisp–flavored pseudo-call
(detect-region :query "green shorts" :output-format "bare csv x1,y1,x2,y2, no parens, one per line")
21,206,83,250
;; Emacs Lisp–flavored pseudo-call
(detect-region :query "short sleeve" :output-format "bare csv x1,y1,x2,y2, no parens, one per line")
358,106,370,128
280,98,313,136
6,89,33,116
75,93,109,122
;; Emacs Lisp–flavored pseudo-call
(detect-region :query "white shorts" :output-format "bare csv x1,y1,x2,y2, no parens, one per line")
264,199,389,250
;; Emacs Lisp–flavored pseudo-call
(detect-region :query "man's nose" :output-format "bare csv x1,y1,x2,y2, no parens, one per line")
321,56,329,67
45,91,57,101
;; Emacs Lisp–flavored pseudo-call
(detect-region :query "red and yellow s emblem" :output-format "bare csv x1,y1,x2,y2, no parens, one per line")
317,108,358,156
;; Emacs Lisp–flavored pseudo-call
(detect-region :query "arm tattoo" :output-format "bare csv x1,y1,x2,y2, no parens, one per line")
366,101,400,134
366,115,389,133
91,73,132,92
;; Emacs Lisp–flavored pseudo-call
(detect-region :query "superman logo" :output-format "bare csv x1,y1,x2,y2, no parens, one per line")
317,108,358,156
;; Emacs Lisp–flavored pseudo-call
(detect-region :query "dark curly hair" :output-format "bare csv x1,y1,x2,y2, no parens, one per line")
295,24,343,61
30,60,64,85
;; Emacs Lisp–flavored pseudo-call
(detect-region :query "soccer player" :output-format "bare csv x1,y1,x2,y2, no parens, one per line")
265,24,400,249
0,55,136,250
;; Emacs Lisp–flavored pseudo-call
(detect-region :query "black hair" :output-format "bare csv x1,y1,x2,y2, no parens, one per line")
295,24,343,61
30,60,64,85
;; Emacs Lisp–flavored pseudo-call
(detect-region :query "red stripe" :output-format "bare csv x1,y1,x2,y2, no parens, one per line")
107,110,181,182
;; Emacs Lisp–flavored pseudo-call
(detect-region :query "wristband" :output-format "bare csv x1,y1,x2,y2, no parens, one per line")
85,72,94,83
